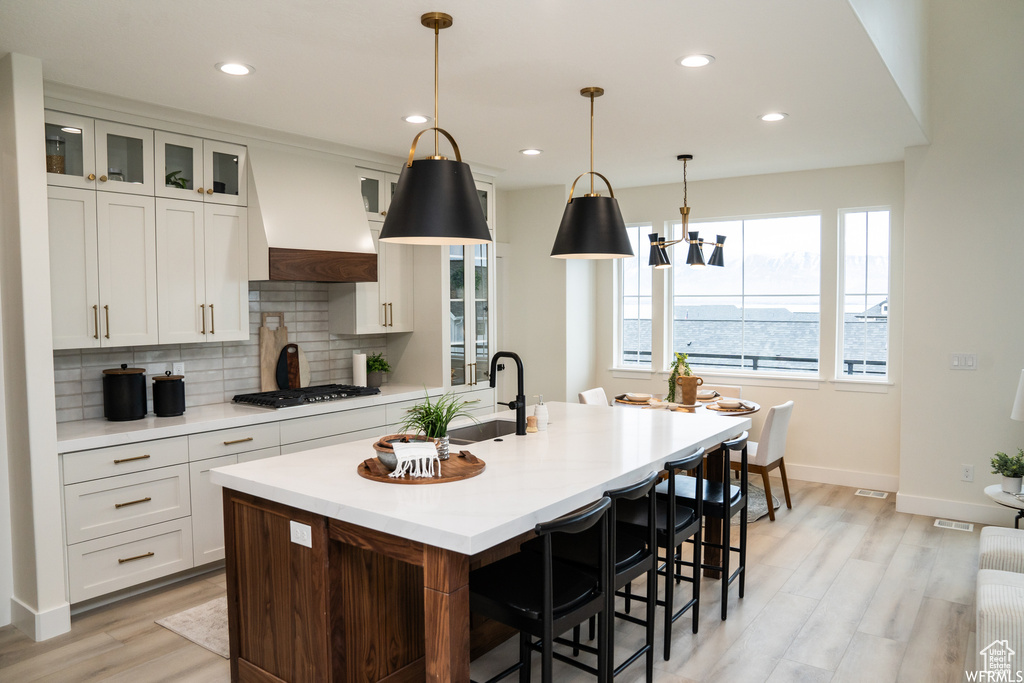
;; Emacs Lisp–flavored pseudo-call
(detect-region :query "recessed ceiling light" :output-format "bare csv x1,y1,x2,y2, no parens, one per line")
216,62,253,76
678,54,715,68
403,114,430,124
760,112,788,122
60,127,82,134
519,149,543,156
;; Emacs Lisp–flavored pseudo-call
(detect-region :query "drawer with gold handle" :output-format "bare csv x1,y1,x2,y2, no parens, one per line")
62,436,188,485
67,518,193,603
63,464,190,544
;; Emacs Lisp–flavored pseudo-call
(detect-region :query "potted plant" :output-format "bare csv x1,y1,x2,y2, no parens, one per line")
366,353,391,388
991,449,1024,494
668,352,699,403
399,391,477,460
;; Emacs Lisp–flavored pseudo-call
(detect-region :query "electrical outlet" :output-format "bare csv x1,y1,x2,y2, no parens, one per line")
289,520,312,548
172,362,185,376
961,464,974,482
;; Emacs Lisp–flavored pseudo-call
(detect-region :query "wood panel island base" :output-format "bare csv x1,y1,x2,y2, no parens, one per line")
213,402,750,682
224,489,520,683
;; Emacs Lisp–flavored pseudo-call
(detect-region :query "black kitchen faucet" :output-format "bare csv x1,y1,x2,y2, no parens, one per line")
489,351,526,436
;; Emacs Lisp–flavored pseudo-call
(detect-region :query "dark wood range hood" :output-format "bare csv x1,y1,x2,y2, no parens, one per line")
247,143,378,283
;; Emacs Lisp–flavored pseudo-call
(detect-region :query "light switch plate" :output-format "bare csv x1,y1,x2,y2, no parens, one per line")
289,520,312,548
949,353,977,370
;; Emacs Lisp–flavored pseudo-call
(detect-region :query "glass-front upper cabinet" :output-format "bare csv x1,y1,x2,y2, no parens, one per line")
44,111,95,190
450,180,495,389
359,169,398,223
156,132,247,206
95,121,154,196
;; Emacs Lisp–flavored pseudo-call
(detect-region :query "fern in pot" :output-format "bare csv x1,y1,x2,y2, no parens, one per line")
992,449,1024,494
399,392,477,460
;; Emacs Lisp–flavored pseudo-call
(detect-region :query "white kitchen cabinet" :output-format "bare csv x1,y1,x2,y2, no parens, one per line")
156,199,248,343
189,454,236,566
328,227,414,334
155,132,247,206
44,111,154,195
48,186,158,349
450,181,496,390
329,170,414,334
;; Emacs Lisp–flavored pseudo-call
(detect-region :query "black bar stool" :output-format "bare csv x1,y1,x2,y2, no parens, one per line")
668,433,748,620
618,447,706,661
469,496,613,683
549,472,661,681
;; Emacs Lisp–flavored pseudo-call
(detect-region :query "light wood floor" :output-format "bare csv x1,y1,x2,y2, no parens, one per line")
0,479,981,682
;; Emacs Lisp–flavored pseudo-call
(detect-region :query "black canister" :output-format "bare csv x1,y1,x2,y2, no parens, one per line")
153,371,186,417
102,364,147,421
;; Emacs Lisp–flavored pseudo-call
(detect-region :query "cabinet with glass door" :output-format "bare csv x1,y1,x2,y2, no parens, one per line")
44,110,154,196
155,132,247,206
449,181,495,391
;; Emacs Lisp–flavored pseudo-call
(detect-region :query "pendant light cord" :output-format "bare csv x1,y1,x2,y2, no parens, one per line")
683,157,688,208
589,92,595,195
434,23,440,157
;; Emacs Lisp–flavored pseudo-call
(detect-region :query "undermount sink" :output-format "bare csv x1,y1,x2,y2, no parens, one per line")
447,420,519,445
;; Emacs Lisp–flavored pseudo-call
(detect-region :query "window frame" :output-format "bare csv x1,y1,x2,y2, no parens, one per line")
614,223,654,370
835,206,892,383
665,211,823,378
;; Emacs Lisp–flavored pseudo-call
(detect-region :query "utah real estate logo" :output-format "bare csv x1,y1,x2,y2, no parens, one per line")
968,640,1023,682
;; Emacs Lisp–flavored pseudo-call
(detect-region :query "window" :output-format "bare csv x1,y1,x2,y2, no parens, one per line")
670,214,821,374
838,209,890,379
619,225,652,366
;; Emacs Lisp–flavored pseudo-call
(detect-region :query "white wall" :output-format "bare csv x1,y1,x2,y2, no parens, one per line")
0,53,69,638
898,0,1024,525
591,162,906,491
497,185,570,403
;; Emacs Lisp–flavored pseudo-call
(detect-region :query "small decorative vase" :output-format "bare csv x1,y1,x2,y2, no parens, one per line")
1002,476,1023,494
675,375,704,406
367,371,383,388
436,435,450,461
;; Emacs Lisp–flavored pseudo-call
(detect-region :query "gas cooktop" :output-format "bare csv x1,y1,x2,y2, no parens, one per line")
232,384,381,409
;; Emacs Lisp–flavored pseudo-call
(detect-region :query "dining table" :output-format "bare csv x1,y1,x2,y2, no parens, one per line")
211,400,750,683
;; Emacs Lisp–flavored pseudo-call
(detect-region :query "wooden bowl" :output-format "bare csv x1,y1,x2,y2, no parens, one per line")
373,434,436,472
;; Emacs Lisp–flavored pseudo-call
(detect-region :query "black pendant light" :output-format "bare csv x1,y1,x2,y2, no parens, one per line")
551,87,633,259
379,12,491,246
647,154,725,268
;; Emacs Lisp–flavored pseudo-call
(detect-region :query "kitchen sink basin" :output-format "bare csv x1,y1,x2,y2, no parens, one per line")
447,420,519,445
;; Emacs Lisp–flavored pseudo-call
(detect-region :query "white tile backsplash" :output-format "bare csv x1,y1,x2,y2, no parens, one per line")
53,282,387,422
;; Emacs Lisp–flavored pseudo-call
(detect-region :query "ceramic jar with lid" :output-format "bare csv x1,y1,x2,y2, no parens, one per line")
152,371,186,417
102,364,147,421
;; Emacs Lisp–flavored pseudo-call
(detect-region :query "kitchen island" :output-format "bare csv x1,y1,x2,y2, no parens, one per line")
212,401,750,683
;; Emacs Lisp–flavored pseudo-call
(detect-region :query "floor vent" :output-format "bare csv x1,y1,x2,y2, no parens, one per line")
934,519,974,532
855,489,889,499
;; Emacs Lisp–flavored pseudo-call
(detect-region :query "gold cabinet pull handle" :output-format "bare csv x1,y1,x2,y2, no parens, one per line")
382,303,387,327
104,305,110,339
464,398,482,404
113,454,150,465
114,496,152,509
223,437,254,446
87,173,96,181
93,304,99,339
209,304,214,334
388,302,394,327
196,187,204,194
380,210,387,216
200,304,206,334
206,188,214,195
99,175,108,182
118,551,154,564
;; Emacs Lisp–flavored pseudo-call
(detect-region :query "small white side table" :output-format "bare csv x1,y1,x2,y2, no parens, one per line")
985,484,1024,528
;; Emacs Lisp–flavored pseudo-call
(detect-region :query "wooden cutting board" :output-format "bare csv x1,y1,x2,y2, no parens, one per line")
259,312,289,391
275,343,311,390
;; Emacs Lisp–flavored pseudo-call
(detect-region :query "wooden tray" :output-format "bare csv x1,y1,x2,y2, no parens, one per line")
705,402,754,413
614,397,650,406
358,450,486,485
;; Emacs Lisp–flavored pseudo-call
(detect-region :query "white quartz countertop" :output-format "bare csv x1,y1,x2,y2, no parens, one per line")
55,384,445,453
210,401,751,556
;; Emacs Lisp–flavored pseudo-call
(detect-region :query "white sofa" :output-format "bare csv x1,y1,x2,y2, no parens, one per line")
976,527,1024,676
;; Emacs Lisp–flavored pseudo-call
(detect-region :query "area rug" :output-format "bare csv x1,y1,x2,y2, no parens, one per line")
743,483,781,523
156,596,229,658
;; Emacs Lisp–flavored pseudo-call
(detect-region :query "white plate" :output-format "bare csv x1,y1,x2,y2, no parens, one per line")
717,399,742,409
625,392,652,402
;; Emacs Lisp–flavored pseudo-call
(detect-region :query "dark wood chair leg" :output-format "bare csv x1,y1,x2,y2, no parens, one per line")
760,468,776,521
721,506,730,620
663,544,674,660
778,459,793,509
692,527,701,633
519,631,531,683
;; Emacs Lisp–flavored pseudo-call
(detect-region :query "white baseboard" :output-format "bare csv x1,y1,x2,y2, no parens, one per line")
784,462,899,492
11,596,71,641
896,492,1017,526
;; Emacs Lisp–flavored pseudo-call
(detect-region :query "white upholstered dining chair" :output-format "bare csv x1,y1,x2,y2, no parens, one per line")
730,400,794,521
578,387,610,406
701,384,742,399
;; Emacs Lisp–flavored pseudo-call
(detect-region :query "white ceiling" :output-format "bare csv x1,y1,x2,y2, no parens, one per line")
0,0,927,190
